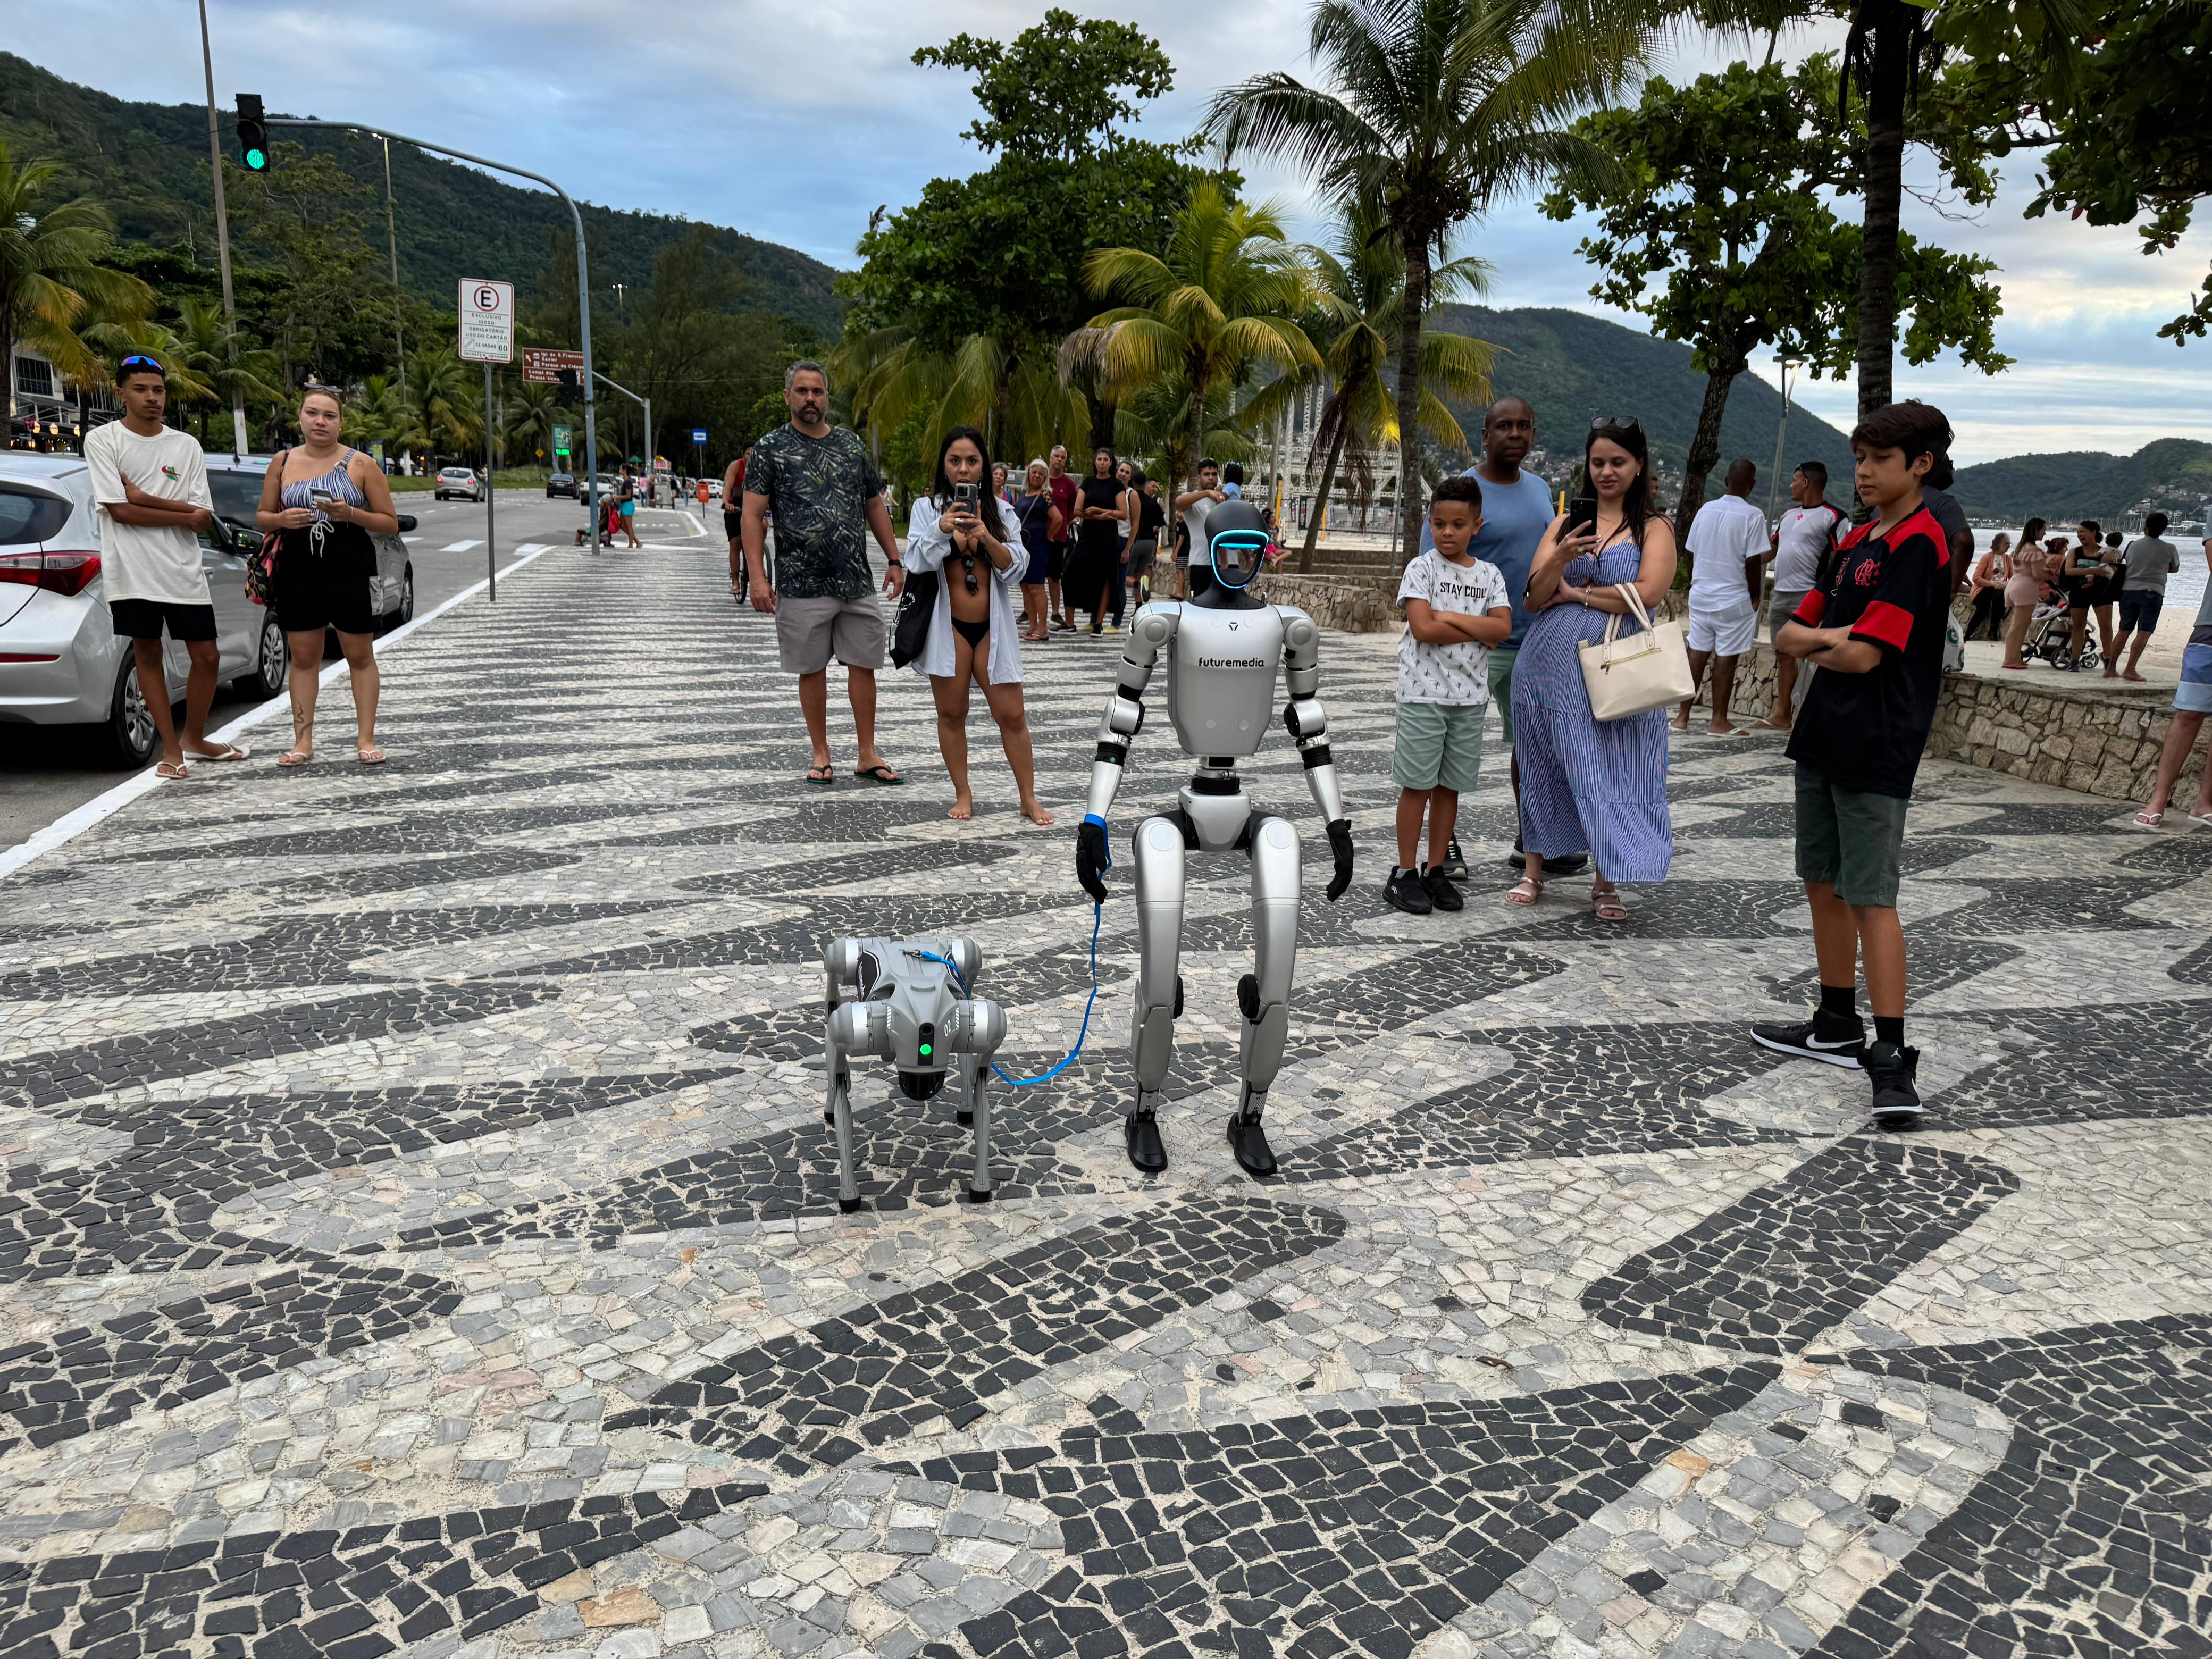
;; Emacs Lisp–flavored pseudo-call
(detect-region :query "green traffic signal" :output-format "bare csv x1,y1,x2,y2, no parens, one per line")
243,146,267,171
237,94,269,173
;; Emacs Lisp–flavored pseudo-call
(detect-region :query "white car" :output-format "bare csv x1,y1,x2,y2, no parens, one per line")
0,453,419,767
435,466,483,502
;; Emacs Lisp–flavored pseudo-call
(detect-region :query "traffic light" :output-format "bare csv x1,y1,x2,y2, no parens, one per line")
555,368,581,396
237,94,269,172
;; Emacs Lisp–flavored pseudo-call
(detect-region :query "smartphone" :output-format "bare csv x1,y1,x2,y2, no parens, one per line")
1566,496,1598,535
952,482,979,509
309,487,335,509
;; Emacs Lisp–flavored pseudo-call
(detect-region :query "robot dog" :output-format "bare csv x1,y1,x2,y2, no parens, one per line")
1075,500,1354,1177
820,935,1007,1212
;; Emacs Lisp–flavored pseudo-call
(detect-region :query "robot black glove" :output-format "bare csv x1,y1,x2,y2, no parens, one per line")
1325,818,1355,902
1076,815,1112,903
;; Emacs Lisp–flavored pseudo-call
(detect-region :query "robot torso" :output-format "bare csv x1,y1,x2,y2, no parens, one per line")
1152,601,1289,759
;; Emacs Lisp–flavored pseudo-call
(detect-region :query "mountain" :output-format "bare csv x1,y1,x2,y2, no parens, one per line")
1948,439,2212,523
0,51,844,335
1427,304,1855,501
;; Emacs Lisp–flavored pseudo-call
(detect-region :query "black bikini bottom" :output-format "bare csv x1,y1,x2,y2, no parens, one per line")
951,615,990,648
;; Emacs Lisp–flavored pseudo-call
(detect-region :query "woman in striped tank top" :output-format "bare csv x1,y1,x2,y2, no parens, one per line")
253,385,399,764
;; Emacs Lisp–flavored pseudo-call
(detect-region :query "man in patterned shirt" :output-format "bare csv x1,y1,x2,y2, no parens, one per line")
741,362,907,786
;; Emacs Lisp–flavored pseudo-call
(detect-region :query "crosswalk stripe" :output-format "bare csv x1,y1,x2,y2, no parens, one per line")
513,543,552,555
441,540,482,552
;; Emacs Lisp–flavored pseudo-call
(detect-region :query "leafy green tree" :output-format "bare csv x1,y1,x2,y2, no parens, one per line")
169,297,286,444
840,13,1225,466
404,345,481,457
1081,185,1322,504
502,379,574,466
1943,0,2211,342
0,138,155,426
1206,0,1624,571
223,144,390,397
1543,55,2006,535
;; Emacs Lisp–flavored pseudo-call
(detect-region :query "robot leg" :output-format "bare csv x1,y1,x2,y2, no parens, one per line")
947,936,984,1127
1127,814,1187,1175
949,998,1007,1203
824,1000,887,1212
1230,815,1301,1177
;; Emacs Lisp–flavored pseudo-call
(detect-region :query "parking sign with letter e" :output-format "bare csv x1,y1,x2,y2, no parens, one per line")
458,279,515,364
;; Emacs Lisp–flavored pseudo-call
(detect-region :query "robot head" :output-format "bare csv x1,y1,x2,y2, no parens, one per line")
1204,499,1271,590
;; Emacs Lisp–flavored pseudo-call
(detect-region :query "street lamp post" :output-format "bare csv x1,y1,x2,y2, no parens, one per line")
1766,354,1804,524
194,0,249,457
381,137,407,435
260,115,601,555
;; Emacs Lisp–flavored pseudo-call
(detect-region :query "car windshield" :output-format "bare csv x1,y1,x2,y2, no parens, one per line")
0,484,72,545
206,469,265,530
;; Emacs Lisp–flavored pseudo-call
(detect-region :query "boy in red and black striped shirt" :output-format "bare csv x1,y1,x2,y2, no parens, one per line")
1752,401,1956,1128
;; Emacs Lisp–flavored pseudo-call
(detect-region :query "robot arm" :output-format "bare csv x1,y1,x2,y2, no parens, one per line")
1279,609,1355,901
1078,608,1176,901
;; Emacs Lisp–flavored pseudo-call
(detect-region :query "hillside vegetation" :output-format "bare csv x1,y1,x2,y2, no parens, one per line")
0,51,843,334
1949,439,2212,522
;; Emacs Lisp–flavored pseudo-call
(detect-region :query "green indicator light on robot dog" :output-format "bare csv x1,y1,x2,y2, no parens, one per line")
919,1042,932,1057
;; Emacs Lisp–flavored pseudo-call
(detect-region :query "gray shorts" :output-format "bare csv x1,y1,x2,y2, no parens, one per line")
776,593,886,675
1767,588,1809,641
1487,647,1517,747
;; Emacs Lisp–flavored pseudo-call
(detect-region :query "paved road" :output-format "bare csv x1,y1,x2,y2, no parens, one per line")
0,489,708,852
0,543,2205,1659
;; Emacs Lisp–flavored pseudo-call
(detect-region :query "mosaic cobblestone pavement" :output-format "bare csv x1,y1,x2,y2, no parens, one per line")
2,549,2208,1659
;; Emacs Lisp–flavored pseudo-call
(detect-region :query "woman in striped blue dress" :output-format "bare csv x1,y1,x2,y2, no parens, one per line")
1509,419,1680,919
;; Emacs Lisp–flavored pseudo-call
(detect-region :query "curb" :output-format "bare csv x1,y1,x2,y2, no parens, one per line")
0,544,555,885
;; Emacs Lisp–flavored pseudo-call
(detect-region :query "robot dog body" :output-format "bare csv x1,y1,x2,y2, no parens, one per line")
821,934,1006,1212
1076,501,1354,1177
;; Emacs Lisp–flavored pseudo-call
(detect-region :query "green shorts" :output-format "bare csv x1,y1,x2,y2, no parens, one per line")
1794,763,1909,908
1486,647,1517,746
1393,700,1486,793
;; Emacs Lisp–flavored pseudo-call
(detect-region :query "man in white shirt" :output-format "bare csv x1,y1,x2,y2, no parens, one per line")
81,356,247,778
1674,458,1767,736
1761,461,1845,729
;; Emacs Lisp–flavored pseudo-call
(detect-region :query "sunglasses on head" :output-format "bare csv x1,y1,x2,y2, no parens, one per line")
1590,416,1641,432
119,355,164,373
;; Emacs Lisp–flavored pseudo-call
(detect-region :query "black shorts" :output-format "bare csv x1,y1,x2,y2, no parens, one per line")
1047,543,1069,581
275,527,376,635
723,508,743,540
110,599,216,642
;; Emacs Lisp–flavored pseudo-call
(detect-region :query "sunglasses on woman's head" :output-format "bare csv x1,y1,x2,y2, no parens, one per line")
1590,416,1641,432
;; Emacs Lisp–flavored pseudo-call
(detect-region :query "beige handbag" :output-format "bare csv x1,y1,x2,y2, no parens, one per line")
1578,583,1694,720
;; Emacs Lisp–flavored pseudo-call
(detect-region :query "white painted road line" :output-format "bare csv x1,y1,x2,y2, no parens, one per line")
440,540,483,552
0,544,556,884
513,543,552,555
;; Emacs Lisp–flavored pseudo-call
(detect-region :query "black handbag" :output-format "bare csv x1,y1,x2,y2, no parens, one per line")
891,568,939,669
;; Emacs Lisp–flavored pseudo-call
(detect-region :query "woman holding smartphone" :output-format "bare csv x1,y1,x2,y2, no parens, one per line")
902,428,1053,825
1509,418,1679,918
254,384,399,765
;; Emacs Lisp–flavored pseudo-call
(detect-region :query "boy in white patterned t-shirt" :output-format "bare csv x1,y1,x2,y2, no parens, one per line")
1388,476,1512,915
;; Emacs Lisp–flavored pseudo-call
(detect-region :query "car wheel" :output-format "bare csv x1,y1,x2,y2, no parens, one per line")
106,655,160,768
236,614,288,698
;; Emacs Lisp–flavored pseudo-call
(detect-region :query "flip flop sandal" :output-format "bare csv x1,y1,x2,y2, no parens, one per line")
154,760,191,780
2133,809,2165,828
278,749,312,768
853,765,903,785
187,743,252,763
805,765,835,786
357,746,388,764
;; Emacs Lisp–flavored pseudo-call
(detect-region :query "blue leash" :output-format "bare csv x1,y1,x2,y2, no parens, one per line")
915,899,1104,1087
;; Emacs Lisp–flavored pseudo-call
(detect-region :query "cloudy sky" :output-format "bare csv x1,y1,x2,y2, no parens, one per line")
18,0,2206,462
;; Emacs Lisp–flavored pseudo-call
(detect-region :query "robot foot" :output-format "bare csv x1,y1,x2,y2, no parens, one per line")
838,1196,866,1214
1226,1110,1278,1178
1125,1110,1168,1175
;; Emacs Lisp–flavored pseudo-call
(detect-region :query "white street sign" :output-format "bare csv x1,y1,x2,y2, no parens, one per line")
458,278,515,363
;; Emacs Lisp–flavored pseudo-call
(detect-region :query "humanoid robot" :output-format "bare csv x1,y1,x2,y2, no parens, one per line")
1075,500,1354,1177
821,935,1007,1211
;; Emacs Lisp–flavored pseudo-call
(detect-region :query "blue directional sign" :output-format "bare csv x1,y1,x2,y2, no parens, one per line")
691,428,708,446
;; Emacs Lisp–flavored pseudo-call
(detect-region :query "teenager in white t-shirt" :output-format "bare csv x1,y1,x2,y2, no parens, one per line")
1673,458,1768,736
81,356,249,778
1761,461,1845,730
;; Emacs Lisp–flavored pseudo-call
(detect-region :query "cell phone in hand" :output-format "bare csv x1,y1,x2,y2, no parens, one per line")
952,482,979,511
309,487,335,509
1566,496,1598,535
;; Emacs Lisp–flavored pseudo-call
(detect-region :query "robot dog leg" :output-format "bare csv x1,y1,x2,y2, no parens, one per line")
1126,814,1188,1173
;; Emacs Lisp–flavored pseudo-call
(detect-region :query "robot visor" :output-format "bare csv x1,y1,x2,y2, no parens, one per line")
1209,530,1270,587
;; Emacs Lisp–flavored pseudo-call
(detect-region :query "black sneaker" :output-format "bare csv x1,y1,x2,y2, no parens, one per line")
1863,1042,1923,1129
1750,1009,1867,1069
1438,837,1469,882
1384,868,1433,915
1422,867,1464,912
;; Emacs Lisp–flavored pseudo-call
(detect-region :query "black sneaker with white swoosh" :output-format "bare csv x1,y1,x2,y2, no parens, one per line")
1750,1009,1868,1068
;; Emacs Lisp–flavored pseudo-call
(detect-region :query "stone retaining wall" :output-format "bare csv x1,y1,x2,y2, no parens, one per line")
1251,572,1397,633
1689,646,2204,803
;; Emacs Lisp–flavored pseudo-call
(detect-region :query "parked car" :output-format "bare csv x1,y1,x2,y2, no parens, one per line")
435,466,483,502
546,472,577,499
0,452,269,766
708,480,722,499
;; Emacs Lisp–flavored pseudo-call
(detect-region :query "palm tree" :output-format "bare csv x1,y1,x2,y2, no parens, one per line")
1078,183,1322,505
504,379,576,466
404,346,481,459
1245,207,1497,571
1205,0,1626,569
1111,372,1255,495
838,324,1084,471
342,375,420,457
0,138,155,430
170,298,284,446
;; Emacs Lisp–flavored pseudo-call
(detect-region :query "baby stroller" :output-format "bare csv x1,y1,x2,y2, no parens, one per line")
2024,596,2098,671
